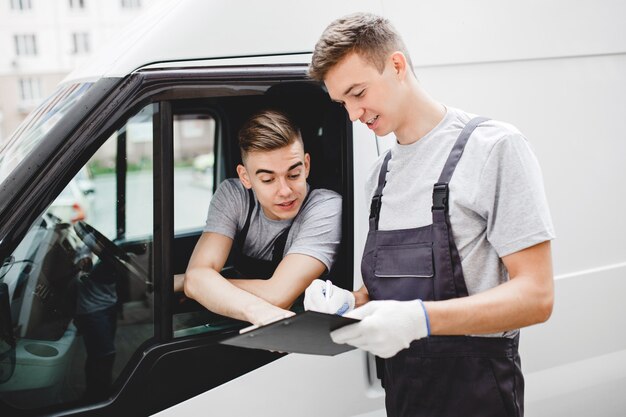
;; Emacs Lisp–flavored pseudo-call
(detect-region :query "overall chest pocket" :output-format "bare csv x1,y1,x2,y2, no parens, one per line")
374,243,434,278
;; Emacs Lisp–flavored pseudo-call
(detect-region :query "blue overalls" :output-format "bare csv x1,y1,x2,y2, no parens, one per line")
362,118,524,417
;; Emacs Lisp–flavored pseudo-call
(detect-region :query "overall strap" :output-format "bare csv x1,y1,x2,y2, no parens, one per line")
236,188,256,249
432,117,490,212
369,151,393,231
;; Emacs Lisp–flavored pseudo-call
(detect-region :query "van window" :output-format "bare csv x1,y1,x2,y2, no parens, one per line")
0,104,156,410
168,82,349,338
173,114,216,233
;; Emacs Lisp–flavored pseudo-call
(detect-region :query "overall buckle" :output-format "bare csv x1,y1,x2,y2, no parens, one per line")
432,183,449,211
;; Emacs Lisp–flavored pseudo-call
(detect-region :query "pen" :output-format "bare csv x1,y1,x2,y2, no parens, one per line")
325,279,332,302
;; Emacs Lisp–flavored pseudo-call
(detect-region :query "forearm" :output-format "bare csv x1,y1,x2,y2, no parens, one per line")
425,273,554,335
184,267,288,324
229,254,327,309
229,278,297,309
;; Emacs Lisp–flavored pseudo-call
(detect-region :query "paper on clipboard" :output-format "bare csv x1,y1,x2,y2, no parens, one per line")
219,310,359,356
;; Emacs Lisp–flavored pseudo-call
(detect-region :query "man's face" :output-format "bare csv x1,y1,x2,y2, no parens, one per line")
324,52,404,137
237,141,310,221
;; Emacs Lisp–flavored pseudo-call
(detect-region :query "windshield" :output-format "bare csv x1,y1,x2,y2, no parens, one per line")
0,82,93,186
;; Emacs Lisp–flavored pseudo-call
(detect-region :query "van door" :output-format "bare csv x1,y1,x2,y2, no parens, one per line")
0,63,357,416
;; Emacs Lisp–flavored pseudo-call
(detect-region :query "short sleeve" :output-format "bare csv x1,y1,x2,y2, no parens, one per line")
475,134,555,257
286,190,342,271
203,179,248,239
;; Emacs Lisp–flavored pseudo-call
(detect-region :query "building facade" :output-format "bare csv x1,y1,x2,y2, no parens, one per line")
0,0,158,144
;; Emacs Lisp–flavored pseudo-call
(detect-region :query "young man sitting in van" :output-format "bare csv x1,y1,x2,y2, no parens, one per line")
176,110,342,326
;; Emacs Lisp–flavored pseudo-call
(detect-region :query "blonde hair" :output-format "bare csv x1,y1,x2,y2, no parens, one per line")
309,12,413,81
238,110,302,161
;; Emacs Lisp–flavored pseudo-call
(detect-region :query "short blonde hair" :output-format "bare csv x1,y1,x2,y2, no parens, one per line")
309,12,413,81
238,110,302,161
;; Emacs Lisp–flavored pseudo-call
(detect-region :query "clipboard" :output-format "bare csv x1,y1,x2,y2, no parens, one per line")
219,311,359,356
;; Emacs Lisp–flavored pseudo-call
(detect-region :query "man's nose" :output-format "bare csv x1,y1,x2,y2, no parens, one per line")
277,177,292,196
345,102,364,122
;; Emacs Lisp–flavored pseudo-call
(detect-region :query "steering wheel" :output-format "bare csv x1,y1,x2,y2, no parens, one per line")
73,221,147,283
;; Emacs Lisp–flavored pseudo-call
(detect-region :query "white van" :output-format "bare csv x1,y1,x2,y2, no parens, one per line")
0,1,624,416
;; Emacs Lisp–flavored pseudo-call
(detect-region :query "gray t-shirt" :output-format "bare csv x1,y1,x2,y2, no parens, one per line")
204,178,342,271
365,107,555,336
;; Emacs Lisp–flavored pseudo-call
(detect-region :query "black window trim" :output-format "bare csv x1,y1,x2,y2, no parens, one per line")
154,100,173,340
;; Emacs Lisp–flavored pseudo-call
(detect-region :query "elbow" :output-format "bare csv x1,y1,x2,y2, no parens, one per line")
532,285,554,325
262,278,295,310
183,270,200,300
264,293,293,310
536,292,554,324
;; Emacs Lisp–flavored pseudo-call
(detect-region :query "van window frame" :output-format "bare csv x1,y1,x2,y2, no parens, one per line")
142,67,354,340
0,64,354,415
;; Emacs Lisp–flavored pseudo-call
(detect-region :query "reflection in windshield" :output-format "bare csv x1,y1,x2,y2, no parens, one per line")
0,211,153,408
0,83,93,187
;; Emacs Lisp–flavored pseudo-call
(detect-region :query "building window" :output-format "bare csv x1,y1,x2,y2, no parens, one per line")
10,0,32,10
18,78,42,103
69,0,86,9
121,0,141,9
72,32,90,54
14,34,37,56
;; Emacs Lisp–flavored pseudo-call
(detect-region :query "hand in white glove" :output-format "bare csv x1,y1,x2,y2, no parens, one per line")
330,299,430,358
304,279,355,315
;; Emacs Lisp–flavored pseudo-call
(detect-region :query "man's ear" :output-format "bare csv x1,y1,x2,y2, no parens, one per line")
304,153,311,178
237,164,252,189
390,51,408,79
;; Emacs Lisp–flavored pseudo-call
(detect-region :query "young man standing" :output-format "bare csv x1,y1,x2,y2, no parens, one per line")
182,110,342,326
304,13,555,416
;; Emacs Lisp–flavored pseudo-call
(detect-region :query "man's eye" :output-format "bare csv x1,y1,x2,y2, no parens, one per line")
261,178,273,184
288,173,301,180
355,89,365,98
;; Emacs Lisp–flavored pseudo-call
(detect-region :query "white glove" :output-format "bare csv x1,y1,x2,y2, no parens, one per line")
304,279,355,315
330,299,430,358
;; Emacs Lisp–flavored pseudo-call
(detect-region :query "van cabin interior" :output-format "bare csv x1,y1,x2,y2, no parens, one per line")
170,80,351,320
